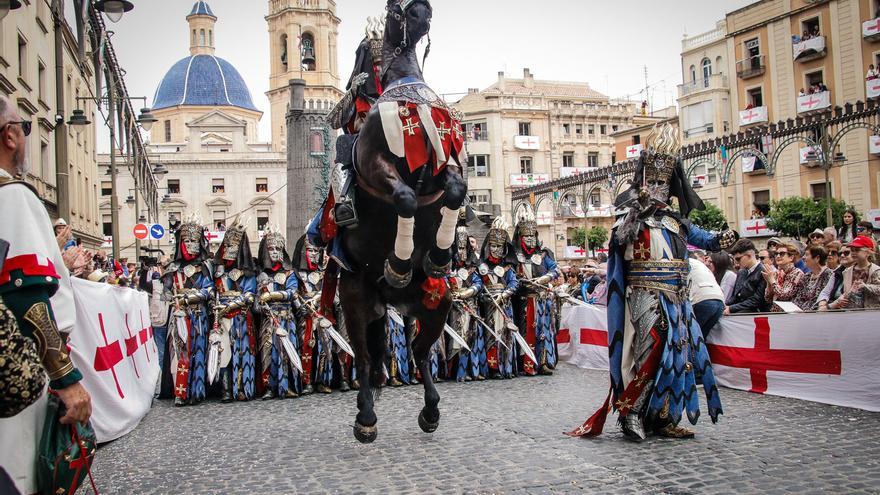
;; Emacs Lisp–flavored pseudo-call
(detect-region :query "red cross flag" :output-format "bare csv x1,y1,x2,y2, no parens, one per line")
557,305,609,371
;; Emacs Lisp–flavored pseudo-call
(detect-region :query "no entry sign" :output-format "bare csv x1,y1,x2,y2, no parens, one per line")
133,224,149,240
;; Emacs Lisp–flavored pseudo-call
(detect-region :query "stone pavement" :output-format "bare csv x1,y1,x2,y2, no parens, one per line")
87,364,880,494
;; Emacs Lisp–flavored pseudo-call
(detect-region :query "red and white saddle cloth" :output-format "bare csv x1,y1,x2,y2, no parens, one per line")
378,100,465,175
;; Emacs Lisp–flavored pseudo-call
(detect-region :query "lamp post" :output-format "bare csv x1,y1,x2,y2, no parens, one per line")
94,0,134,23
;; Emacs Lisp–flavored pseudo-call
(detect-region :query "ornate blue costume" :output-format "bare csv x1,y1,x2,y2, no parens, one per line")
479,218,520,379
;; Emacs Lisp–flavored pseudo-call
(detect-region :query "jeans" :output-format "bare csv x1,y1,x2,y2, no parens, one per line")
692,299,724,339
153,325,167,374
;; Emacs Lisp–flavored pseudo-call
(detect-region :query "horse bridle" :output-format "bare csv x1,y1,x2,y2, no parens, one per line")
382,0,432,79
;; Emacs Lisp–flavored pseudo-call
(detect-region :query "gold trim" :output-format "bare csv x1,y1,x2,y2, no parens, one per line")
24,302,74,381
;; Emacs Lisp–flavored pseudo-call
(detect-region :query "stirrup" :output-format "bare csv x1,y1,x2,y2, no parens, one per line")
334,200,358,228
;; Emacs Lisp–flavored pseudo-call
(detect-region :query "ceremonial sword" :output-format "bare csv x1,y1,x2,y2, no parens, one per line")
295,293,355,358
485,292,538,366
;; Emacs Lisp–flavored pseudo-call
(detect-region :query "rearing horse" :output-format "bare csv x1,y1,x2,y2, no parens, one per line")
339,0,467,443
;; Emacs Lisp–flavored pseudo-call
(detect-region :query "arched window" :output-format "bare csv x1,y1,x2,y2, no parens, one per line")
280,34,288,69
689,65,696,83
199,29,205,46
701,58,712,86
209,30,213,46
192,30,197,45
301,32,316,71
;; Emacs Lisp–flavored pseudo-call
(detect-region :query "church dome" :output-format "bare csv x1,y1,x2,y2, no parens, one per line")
152,55,258,112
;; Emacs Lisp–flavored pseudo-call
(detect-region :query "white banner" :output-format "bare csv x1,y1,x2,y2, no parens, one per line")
625,143,643,159
68,278,159,442
740,218,777,238
513,135,540,150
564,245,589,259
558,305,880,412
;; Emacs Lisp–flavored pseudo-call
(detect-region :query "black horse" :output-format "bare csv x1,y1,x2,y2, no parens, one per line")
339,0,467,443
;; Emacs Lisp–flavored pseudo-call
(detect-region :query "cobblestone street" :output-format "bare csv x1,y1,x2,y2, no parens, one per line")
87,364,880,494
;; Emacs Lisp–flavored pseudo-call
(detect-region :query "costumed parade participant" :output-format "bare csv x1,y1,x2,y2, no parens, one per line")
479,217,519,380
255,226,301,400
162,214,214,406
294,237,334,394
385,305,412,386
447,221,486,381
568,123,736,441
512,209,560,376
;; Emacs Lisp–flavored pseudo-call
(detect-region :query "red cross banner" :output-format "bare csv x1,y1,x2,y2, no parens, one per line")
558,304,880,412
67,278,160,442
741,218,777,238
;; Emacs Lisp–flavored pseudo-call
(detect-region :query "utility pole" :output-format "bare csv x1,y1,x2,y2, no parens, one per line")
643,65,650,116
52,0,70,221
108,69,120,260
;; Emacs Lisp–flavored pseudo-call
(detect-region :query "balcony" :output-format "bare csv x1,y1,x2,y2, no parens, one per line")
739,106,768,127
513,135,540,150
678,74,729,98
863,18,880,41
509,173,549,188
868,79,880,99
736,55,766,79
793,36,826,62
797,91,831,114
682,25,726,52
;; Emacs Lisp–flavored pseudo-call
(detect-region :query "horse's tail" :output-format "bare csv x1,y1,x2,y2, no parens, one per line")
366,316,388,400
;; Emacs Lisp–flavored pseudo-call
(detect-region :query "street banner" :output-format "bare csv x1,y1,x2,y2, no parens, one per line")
558,305,880,412
740,218,776,238
67,278,160,442
564,245,588,259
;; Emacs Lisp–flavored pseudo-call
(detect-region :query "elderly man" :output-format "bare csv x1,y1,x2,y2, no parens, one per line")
0,95,91,492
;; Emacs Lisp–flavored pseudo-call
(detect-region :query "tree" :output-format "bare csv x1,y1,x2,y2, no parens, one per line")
571,227,587,248
764,196,850,239
587,226,609,251
689,202,728,231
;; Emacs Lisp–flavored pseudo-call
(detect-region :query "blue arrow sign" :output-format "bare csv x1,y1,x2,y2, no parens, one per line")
149,223,166,240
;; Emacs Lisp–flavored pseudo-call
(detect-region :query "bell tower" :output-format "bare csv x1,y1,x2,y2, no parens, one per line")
266,0,343,151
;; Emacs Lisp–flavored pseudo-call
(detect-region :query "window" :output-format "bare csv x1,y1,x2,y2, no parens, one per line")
102,215,112,236
212,178,225,194
520,157,533,174
752,190,770,214
17,35,27,81
209,30,213,46
257,209,270,231
213,211,226,231
468,189,491,207
600,125,607,135
464,122,488,141
467,155,490,177
746,38,760,59
518,122,531,136
309,131,325,154
101,181,112,196
588,124,595,135
810,182,828,200
589,192,601,207
701,57,712,86
168,212,182,230
747,87,763,108
37,60,46,102
562,123,571,135
256,178,268,193
562,153,574,168
611,151,617,163
164,120,171,142
632,135,641,145
280,34,289,69
575,124,583,136
587,152,599,168
167,179,180,195
801,17,820,39
612,125,618,132
805,70,825,92
301,33,316,71
199,29,205,46
689,65,696,83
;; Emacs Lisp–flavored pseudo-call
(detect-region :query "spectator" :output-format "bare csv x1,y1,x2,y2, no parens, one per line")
868,64,880,81
793,245,833,310
818,83,828,92
798,88,806,97
838,208,859,244
856,221,879,257
818,241,849,310
53,218,76,251
707,251,736,303
758,248,775,271
802,29,810,41
812,25,820,37
764,242,806,311
725,239,768,314
688,255,725,338
792,240,810,274
808,229,826,247
828,236,880,309
823,227,837,244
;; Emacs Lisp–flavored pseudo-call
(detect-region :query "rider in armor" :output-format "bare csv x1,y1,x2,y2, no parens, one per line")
211,218,257,402
294,237,333,394
479,217,519,380
162,214,214,406
448,220,485,382
512,209,560,376
255,226,301,400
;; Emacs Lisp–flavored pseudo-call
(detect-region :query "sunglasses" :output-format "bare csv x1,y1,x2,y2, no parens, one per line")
828,251,838,256
758,255,769,260
775,251,791,257
840,250,851,256
3,120,32,137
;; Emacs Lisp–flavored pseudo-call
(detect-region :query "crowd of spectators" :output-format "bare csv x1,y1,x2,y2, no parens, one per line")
798,83,828,97
792,25,821,44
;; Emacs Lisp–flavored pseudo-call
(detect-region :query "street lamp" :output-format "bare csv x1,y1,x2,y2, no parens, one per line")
0,0,22,21
94,0,134,23
137,107,157,131
67,108,91,131
152,163,169,176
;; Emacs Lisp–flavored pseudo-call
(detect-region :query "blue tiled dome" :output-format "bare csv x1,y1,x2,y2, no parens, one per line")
152,55,258,112
189,1,215,18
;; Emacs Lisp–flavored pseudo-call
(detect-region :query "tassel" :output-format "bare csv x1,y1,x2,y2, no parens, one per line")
565,388,612,437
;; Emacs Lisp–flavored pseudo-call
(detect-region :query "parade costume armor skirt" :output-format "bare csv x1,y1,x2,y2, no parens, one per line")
220,294,256,401
171,306,208,403
526,293,556,371
387,315,411,383
483,296,516,379
261,304,301,396
449,304,486,380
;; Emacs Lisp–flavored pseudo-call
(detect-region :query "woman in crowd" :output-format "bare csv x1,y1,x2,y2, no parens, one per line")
764,242,805,311
838,209,859,244
758,248,775,271
707,251,736,303
793,245,833,310
818,242,851,310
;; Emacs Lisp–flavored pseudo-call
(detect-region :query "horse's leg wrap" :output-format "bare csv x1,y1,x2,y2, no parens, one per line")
423,207,457,278
394,216,416,260
436,207,458,250
386,216,415,288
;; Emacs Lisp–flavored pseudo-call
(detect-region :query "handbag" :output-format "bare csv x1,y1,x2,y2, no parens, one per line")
37,393,98,495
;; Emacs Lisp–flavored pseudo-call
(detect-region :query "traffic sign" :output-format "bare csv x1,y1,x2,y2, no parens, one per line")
133,223,149,240
149,223,166,240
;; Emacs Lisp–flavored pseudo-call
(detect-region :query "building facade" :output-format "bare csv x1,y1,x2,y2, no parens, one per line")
1,0,104,247
265,0,343,151
454,68,638,258
680,0,880,229
99,1,285,259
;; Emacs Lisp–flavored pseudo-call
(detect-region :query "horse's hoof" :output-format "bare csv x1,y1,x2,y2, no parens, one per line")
418,409,439,433
384,258,412,288
353,422,378,444
423,252,451,279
